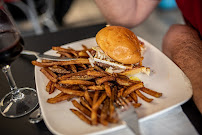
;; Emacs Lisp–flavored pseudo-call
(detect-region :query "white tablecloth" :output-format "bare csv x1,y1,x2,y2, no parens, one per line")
105,106,199,135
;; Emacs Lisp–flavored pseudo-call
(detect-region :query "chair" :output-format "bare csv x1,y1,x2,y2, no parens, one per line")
4,0,58,35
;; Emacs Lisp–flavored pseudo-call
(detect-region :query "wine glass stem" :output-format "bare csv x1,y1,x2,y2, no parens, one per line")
2,65,23,100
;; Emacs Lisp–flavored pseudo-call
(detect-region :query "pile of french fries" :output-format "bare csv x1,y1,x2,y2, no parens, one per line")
32,45,162,126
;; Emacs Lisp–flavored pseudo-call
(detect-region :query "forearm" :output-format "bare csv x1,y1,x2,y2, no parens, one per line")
172,40,202,114
95,0,160,28
163,24,202,113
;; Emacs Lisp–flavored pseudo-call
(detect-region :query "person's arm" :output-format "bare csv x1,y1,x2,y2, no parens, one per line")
95,0,160,28
163,24,202,114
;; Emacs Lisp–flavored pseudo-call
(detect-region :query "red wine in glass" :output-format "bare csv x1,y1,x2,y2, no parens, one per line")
0,2,38,118
0,30,23,67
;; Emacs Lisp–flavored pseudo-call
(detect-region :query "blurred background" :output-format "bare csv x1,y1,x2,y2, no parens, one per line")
4,0,184,51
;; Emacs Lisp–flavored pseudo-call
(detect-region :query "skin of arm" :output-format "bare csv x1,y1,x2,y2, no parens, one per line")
95,0,160,28
163,24,202,114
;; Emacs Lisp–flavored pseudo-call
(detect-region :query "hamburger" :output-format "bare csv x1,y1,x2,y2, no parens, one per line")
86,26,150,75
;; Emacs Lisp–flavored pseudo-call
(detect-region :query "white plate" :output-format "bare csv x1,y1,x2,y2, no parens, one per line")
35,37,192,135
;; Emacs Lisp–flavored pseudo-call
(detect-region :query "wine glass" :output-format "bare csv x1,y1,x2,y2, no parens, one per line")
0,0,38,118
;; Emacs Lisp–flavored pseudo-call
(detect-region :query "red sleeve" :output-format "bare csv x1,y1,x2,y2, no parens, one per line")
176,0,202,37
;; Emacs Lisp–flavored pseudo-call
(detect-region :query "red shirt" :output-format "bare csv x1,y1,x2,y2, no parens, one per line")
176,0,202,37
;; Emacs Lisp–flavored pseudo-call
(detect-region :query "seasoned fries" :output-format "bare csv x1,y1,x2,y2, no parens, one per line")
95,76,115,85
70,109,92,125
55,84,84,96
40,68,57,82
86,70,107,77
87,85,104,91
32,58,90,67
72,100,91,117
32,45,162,126
122,82,144,97
104,82,111,97
84,91,93,106
140,87,162,98
136,90,153,102
100,99,109,125
59,79,95,85
47,93,75,104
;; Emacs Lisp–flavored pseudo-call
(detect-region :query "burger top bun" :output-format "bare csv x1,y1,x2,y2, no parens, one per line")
96,26,142,64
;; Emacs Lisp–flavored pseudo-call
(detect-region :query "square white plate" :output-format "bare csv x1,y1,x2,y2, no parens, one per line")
35,37,192,135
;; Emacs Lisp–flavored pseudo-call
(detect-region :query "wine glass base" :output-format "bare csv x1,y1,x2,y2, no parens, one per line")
0,87,38,118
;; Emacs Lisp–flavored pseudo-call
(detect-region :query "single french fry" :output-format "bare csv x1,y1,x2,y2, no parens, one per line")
59,79,95,85
117,88,125,97
82,44,88,50
92,93,107,110
122,82,144,97
49,82,56,94
52,47,77,56
93,91,99,105
130,92,138,103
100,98,109,126
133,103,142,108
140,87,162,98
69,50,78,57
70,109,91,125
87,70,107,77
55,92,66,98
84,91,93,106
87,85,104,91
67,75,95,80
32,61,48,67
116,78,134,86
59,68,94,80
61,59,90,65
46,81,52,92
48,65,70,74
63,85,80,90
91,91,102,125
47,94,75,104
40,68,58,82
57,51,73,58
80,97,92,111
70,64,77,73
44,67,57,78
99,117,108,126
93,65,105,72
111,86,116,102
91,109,98,125
93,65,113,76
96,76,115,85
72,100,91,117
104,82,111,97
55,84,84,96
135,90,153,102
52,46,74,52
109,99,115,119
53,47,79,57
32,59,90,67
